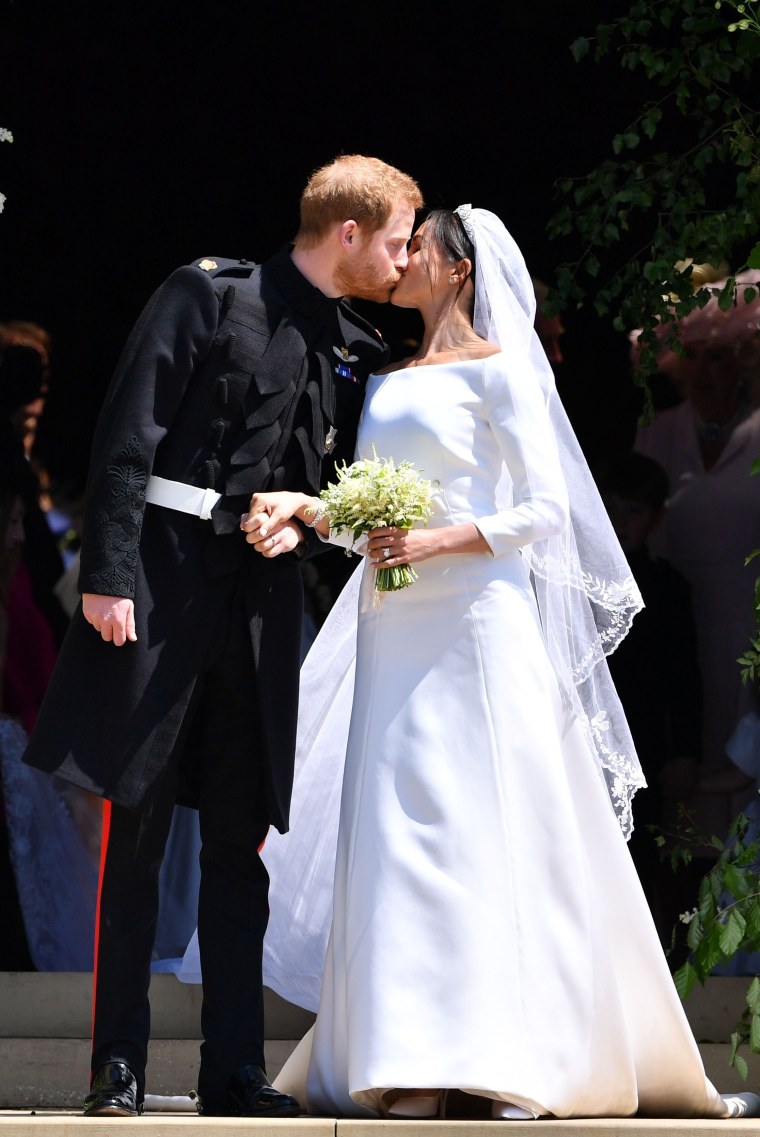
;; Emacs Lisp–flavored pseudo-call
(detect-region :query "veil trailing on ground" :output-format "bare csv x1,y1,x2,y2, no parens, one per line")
455,204,645,835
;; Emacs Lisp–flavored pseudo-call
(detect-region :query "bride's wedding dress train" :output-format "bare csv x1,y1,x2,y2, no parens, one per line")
183,356,749,1119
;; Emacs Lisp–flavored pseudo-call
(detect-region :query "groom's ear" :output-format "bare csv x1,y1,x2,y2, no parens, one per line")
339,220,358,248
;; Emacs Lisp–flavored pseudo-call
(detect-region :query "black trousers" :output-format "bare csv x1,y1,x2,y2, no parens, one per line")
91,580,271,1103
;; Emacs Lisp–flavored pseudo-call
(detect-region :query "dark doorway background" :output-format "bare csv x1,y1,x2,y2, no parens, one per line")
1,0,649,486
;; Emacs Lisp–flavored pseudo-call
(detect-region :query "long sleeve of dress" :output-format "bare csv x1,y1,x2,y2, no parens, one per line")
474,354,569,557
78,267,221,598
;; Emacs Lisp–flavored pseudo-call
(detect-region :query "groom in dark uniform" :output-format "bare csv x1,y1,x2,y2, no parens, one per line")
24,155,422,1117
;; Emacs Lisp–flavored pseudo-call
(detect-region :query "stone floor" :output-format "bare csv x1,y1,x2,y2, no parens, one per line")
2,973,760,1134
3,1114,760,1136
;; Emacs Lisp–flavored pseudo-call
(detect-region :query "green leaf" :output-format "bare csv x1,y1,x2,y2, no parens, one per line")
687,912,704,952
699,876,717,923
729,1027,749,1079
748,241,760,270
571,37,590,62
718,278,737,311
695,924,726,976
730,1029,742,1065
724,862,751,899
674,960,698,1001
751,1011,760,1054
734,1052,749,1081
642,105,663,138
719,908,747,955
745,899,760,944
746,976,760,1015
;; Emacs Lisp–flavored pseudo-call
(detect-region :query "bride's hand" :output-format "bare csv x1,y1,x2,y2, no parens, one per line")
367,522,489,566
246,517,304,558
242,491,312,556
367,526,439,567
243,491,308,531
242,491,312,542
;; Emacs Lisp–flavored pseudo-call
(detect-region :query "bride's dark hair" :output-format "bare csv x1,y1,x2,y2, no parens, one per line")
423,209,476,316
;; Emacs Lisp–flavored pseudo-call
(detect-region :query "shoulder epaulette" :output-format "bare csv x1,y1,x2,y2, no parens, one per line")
191,256,258,279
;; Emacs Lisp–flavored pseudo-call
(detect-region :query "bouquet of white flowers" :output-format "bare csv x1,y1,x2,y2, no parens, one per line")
316,450,435,592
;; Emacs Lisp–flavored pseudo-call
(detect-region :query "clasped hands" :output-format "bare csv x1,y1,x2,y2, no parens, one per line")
240,491,309,557
241,490,437,568
83,493,439,647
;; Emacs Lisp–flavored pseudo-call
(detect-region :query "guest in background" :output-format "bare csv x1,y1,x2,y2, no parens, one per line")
635,276,760,839
0,323,68,644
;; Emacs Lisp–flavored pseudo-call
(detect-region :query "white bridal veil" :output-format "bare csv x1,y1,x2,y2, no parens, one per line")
455,204,645,836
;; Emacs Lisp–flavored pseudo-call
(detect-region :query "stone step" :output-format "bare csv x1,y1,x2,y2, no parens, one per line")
0,971,315,1110
1,1114,760,1136
1,1039,758,1112
0,972,314,1040
0,1038,298,1109
1,973,753,1042
2,973,759,1112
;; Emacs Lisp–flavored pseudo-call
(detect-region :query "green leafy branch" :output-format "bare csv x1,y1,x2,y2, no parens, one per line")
547,0,760,399
716,0,760,36
658,808,760,1078
737,458,760,686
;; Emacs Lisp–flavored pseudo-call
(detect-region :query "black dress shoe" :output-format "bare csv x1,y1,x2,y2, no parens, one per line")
198,1063,301,1117
83,1061,143,1116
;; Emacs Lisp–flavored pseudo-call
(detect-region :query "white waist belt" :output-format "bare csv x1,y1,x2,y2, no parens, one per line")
145,475,221,521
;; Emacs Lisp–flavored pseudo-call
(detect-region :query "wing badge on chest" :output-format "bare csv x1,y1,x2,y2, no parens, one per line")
333,345,360,383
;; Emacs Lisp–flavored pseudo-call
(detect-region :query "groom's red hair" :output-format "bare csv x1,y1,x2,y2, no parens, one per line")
296,155,422,247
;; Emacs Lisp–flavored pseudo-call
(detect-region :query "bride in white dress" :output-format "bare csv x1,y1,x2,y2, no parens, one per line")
184,207,757,1120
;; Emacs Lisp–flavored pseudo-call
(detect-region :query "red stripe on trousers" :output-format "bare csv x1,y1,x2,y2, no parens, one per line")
90,799,112,1068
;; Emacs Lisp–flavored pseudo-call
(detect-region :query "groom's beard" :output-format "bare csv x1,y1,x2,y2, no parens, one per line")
335,262,400,304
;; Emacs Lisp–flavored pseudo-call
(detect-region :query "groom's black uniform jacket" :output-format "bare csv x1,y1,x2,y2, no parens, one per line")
24,249,386,829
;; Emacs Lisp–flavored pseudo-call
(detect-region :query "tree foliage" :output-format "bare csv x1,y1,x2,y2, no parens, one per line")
553,3,760,1076
547,0,760,400
661,808,760,1079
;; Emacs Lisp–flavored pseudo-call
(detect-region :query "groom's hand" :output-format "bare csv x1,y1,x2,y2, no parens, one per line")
82,594,137,646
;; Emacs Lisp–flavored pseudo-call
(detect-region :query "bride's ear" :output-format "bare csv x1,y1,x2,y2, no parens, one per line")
451,258,472,288
450,258,472,290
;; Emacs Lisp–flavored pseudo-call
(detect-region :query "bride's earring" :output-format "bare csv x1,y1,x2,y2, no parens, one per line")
448,275,457,284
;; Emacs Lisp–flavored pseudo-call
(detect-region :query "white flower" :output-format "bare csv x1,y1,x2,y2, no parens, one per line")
320,450,434,538
317,450,435,593
679,907,698,925
0,193,5,213
0,128,13,144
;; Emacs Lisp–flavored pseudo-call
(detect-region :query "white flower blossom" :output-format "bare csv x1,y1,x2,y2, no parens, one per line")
0,193,5,213
679,907,698,925
318,449,435,593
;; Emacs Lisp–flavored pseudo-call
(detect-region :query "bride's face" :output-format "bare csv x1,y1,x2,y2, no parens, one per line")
390,222,450,310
